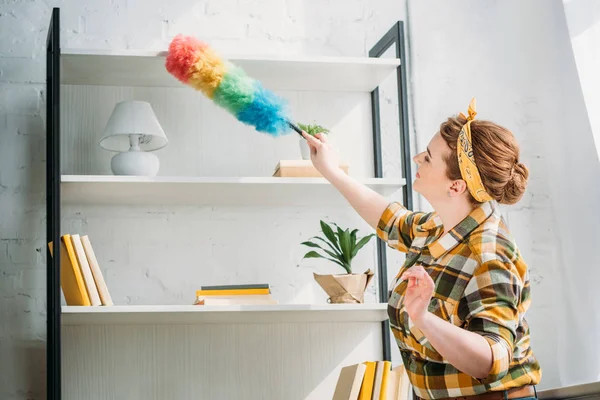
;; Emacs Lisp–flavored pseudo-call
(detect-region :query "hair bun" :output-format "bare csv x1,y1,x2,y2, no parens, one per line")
500,162,529,205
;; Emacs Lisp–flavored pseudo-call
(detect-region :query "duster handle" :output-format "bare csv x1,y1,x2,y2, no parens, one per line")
287,121,304,137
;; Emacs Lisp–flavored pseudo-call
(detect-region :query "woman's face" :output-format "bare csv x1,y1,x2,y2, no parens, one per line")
412,132,457,204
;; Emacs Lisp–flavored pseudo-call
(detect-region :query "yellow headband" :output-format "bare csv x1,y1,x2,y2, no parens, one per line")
457,98,493,202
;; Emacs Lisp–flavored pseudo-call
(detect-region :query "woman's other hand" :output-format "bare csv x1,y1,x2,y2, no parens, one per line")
401,265,435,326
301,131,341,180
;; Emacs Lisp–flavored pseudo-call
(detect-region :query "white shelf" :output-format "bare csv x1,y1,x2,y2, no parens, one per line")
61,175,405,206
61,303,389,325
60,49,400,92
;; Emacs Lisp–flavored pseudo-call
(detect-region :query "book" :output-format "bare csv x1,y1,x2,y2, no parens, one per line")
273,160,349,178
333,363,367,400
48,235,91,306
358,361,377,400
195,288,270,296
195,284,275,305
379,361,392,400
80,235,113,306
70,234,102,306
395,365,412,400
371,361,388,399
384,368,400,400
197,297,279,305
200,284,270,290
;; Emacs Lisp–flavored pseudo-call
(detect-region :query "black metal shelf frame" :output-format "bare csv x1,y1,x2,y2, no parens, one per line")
46,7,61,400
45,8,412,397
369,21,413,363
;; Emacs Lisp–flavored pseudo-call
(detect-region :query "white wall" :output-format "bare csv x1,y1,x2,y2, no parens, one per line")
564,0,600,159
407,0,600,389
2,0,598,398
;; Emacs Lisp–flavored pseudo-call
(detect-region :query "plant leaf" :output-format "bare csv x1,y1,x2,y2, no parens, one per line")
349,229,359,261
340,229,352,265
350,229,359,244
301,241,345,264
320,220,340,251
297,122,329,136
300,241,321,249
352,234,376,257
331,223,344,238
332,224,347,257
303,250,324,259
310,236,341,256
303,250,346,269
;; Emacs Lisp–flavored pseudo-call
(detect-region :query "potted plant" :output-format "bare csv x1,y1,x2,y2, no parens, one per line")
297,122,329,160
301,220,375,303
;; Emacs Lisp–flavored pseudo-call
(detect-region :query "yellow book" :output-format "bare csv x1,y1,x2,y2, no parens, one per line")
48,235,91,306
379,361,392,400
358,361,376,400
195,288,270,296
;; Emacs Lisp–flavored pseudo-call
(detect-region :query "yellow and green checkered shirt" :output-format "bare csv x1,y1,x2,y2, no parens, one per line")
377,200,542,399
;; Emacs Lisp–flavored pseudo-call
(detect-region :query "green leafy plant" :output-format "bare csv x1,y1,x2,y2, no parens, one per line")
297,122,330,136
301,220,375,274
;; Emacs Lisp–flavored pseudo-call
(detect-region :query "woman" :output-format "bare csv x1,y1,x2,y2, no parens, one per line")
301,99,542,400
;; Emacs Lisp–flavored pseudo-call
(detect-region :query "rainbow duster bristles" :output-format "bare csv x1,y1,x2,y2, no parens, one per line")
166,34,298,136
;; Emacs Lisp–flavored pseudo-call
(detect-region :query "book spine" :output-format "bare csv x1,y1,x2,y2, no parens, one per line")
200,284,270,290
196,288,270,296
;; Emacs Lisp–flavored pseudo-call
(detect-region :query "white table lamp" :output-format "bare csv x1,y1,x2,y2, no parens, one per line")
99,101,168,176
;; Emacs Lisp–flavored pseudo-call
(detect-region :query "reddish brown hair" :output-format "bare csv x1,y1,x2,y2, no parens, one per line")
439,116,529,205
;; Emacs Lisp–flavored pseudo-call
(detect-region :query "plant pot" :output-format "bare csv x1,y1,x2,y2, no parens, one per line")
299,138,310,160
313,269,375,304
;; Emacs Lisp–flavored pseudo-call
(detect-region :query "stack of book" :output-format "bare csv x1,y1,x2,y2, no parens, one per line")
48,234,113,306
193,284,278,305
332,361,412,400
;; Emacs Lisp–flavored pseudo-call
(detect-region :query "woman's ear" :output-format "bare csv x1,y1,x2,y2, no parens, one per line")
448,180,468,197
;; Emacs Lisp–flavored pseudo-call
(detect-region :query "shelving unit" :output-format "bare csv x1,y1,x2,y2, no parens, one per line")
61,175,405,206
62,304,389,325
60,49,401,91
46,7,412,399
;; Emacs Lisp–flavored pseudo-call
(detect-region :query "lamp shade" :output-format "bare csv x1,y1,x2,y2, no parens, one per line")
99,100,168,152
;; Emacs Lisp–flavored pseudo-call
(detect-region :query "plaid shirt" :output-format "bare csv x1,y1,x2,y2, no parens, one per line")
377,200,542,399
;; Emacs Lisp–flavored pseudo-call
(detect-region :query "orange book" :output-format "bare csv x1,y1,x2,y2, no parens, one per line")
48,235,91,306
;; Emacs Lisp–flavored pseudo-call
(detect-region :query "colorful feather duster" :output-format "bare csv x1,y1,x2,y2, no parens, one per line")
165,35,301,137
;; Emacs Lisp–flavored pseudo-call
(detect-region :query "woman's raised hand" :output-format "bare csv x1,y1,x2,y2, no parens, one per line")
301,131,341,180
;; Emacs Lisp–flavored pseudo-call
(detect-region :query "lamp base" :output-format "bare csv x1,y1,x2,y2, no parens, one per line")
111,151,159,176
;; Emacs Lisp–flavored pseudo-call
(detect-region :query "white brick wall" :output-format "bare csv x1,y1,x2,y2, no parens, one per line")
1,1,406,399
3,0,596,398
